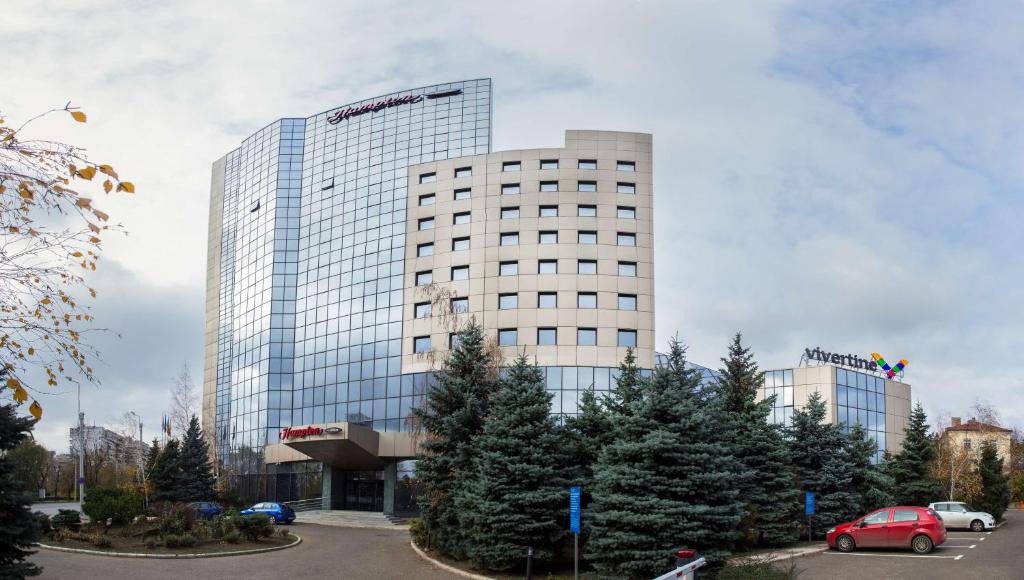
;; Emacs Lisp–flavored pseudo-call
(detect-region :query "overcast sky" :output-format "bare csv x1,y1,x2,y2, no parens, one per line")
5,0,1022,451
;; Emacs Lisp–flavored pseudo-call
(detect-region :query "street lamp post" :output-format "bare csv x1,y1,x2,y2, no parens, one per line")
129,411,148,508
77,383,85,506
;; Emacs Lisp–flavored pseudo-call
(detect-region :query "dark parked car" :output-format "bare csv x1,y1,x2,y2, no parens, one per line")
188,501,224,519
240,502,295,524
827,506,946,554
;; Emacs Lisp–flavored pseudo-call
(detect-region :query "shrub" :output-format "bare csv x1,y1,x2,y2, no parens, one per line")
278,528,290,538
145,538,157,549
94,536,113,549
717,557,799,580
164,534,181,548
158,503,195,536
223,530,241,544
409,517,427,548
192,520,211,540
163,533,197,549
82,486,142,531
34,512,52,535
52,509,82,529
233,514,274,542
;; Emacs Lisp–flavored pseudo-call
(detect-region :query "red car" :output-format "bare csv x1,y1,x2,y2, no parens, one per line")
827,506,946,554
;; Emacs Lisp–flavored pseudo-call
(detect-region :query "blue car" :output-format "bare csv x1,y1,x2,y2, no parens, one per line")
188,501,224,519
240,502,295,524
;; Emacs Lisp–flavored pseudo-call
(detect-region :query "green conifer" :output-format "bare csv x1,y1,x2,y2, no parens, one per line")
0,403,42,578
180,416,217,501
848,423,894,512
602,347,643,417
888,403,943,506
974,439,1011,522
150,439,184,502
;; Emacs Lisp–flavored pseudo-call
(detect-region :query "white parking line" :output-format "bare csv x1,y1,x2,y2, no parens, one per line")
941,545,976,549
825,552,962,560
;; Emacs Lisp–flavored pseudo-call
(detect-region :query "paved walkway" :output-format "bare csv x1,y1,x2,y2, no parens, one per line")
31,523,449,580
31,502,81,516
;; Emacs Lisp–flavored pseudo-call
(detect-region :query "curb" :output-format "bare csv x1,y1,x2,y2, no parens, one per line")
409,541,496,580
36,534,301,559
730,545,828,565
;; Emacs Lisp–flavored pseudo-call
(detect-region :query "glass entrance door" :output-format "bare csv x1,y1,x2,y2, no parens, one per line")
340,470,384,511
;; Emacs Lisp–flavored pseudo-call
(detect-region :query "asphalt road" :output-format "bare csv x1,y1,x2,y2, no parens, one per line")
31,502,82,516
31,523,451,580
789,509,1022,579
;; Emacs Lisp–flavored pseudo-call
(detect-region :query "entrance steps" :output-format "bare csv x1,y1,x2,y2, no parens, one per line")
295,509,410,530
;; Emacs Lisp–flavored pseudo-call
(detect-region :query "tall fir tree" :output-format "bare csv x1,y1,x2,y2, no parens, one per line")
455,355,567,571
602,347,643,417
788,392,861,531
848,423,894,512
150,439,184,502
587,339,745,577
180,415,217,501
0,404,42,579
888,403,943,506
974,439,1011,522
412,321,497,558
714,333,801,547
144,439,161,480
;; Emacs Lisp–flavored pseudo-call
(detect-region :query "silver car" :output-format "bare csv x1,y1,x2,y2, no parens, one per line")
927,502,996,531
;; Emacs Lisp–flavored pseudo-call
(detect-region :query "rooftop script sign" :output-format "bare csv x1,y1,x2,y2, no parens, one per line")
327,89,463,124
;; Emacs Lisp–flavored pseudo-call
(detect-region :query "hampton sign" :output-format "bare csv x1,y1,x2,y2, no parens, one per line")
327,88,463,124
803,347,908,379
280,426,323,440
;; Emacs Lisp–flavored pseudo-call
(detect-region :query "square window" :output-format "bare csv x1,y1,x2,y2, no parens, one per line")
419,194,435,206
578,181,597,192
617,232,636,246
617,160,636,171
449,333,463,349
452,237,470,251
418,217,435,230
499,261,518,276
539,231,558,244
618,329,637,347
577,328,597,345
577,292,597,309
498,293,518,309
578,231,597,244
538,260,557,274
414,302,432,318
538,292,557,308
618,261,637,276
540,159,559,169
578,260,597,274
455,166,472,178
537,328,557,346
453,211,471,225
498,329,518,346
451,297,469,313
578,205,597,217
500,232,519,246
617,182,636,194
617,206,636,219
618,294,637,310
502,183,521,195
540,181,558,192
413,336,431,353
578,159,597,170
419,172,436,184
503,161,521,172
539,205,558,217
415,270,433,285
451,265,469,280
417,243,434,257
501,207,520,219
454,188,471,200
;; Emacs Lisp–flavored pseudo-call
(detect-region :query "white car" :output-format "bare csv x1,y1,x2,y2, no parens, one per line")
928,502,996,531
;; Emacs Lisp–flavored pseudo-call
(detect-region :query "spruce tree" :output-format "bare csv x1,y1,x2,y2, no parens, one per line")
144,439,160,480
455,355,566,571
788,392,860,531
602,347,643,417
888,403,943,506
974,440,1011,522
587,339,745,577
180,416,216,501
848,423,894,512
150,439,184,502
0,404,42,578
714,333,801,547
412,321,497,558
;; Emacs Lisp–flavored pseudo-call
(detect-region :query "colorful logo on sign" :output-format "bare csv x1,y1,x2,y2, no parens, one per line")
870,353,908,379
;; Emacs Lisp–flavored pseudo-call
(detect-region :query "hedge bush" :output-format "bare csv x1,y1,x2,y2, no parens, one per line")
233,514,274,542
82,486,142,531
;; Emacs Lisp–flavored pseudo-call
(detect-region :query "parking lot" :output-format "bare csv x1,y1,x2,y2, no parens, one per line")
788,509,1021,579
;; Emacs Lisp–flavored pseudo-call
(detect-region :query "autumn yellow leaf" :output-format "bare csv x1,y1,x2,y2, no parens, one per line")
116,181,135,193
98,164,118,178
103,179,112,193
12,386,28,403
40,297,51,305
5,378,19,388
71,252,83,258
77,166,97,180
76,197,92,208
69,110,87,123
18,188,32,200
93,209,109,221
29,401,42,420
27,347,34,355
88,222,101,233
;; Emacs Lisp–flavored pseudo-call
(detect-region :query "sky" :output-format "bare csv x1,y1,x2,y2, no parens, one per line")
4,0,1022,451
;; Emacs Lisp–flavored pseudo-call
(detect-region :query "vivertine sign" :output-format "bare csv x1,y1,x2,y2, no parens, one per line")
803,347,909,378
327,89,463,124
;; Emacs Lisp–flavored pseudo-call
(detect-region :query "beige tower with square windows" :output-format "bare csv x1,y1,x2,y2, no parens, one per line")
400,130,654,372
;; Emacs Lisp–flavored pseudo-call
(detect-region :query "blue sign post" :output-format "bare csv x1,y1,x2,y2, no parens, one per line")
805,491,815,542
569,486,581,580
